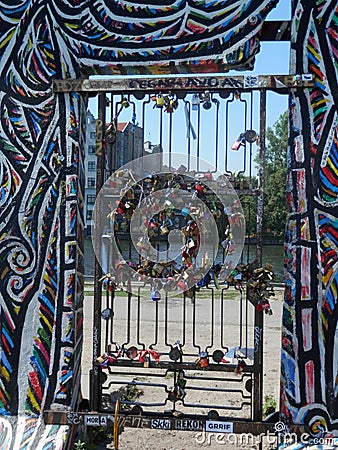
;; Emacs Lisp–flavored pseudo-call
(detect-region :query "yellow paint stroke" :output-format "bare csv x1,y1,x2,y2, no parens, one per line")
27,387,40,412
39,313,53,332
0,29,15,49
327,157,338,176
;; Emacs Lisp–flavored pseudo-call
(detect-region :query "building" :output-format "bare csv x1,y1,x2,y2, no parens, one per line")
83,112,147,234
84,110,97,235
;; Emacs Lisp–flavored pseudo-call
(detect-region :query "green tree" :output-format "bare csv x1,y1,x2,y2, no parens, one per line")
263,110,288,239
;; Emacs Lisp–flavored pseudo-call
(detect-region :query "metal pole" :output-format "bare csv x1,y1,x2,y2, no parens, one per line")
256,89,266,266
90,92,106,411
253,89,266,425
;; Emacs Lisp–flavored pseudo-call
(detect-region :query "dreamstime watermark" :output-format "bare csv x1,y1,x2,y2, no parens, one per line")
194,421,338,448
195,431,310,448
92,153,245,299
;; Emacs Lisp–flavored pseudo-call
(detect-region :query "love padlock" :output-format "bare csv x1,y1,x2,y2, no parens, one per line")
126,346,138,360
160,225,169,235
187,238,196,250
121,97,130,108
138,350,150,367
212,349,229,364
101,308,112,320
195,182,204,194
197,351,209,368
169,341,183,361
177,279,188,292
153,94,165,108
163,277,175,292
192,93,200,110
151,289,161,302
181,206,190,217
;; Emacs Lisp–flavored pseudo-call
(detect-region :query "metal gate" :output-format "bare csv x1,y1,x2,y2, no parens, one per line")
87,74,291,430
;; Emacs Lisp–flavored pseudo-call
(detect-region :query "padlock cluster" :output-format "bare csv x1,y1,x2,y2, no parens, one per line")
104,169,243,298
151,92,178,113
226,262,275,314
95,343,231,370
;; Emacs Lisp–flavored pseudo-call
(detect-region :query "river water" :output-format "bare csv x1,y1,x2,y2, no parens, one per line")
84,239,284,282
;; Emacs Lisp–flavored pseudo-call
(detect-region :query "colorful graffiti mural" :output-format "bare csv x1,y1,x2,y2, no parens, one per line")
281,0,338,437
0,1,279,448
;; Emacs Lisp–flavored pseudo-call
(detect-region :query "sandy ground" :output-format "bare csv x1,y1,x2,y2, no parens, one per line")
81,286,284,450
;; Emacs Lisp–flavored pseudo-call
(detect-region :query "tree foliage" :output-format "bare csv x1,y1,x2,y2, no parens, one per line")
263,110,288,239
241,110,288,241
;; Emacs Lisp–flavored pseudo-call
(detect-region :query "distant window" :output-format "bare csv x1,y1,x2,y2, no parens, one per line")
86,210,93,220
88,161,96,171
88,145,96,154
87,177,96,188
87,194,96,205
90,132,96,139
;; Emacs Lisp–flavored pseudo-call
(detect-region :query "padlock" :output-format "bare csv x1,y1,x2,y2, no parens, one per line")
197,272,211,288
151,289,161,301
231,133,246,150
182,256,192,267
212,349,224,363
181,206,190,217
177,280,188,291
176,164,187,174
126,346,138,360
148,219,157,228
187,238,196,249
177,370,186,391
169,341,183,361
138,350,150,367
168,386,181,402
195,182,204,193
163,277,175,292
115,202,126,215
165,96,178,113
202,91,211,110
198,351,209,368
101,308,112,320
160,225,169,235
212,349,230,364
121,97,130,108
153,263,164,274
192,93,200,111
96,353,116,366
154,94,165,108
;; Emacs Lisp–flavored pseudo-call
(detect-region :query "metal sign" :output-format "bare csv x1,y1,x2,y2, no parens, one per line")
53,74,314,93
43,411,309,436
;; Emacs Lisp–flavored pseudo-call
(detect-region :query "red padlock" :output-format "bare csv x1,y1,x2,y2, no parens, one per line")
199,351,209,368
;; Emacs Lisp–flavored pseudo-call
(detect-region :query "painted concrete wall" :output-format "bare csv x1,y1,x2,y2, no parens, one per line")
0,2,85,448
281,0,338,437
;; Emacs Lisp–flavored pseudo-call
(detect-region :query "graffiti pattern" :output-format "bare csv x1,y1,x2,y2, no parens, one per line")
281,0,338,437
72,0,278,70
0,0,278,448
